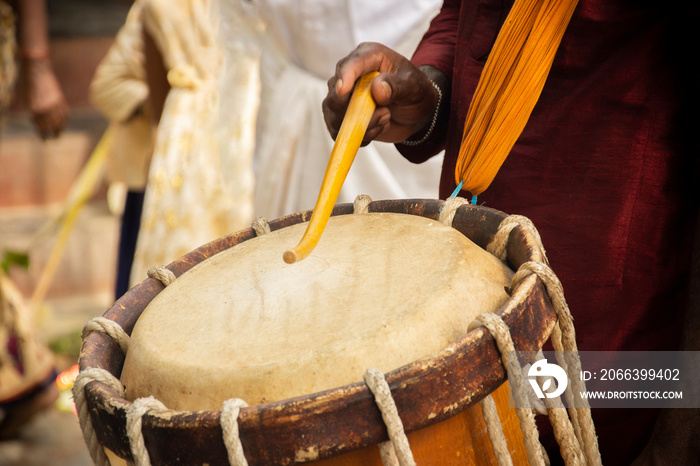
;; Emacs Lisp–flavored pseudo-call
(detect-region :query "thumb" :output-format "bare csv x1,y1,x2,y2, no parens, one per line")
371,75,395,106
371,72,422,107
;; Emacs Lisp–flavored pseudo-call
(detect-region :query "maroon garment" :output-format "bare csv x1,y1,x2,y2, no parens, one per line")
400,1,699,464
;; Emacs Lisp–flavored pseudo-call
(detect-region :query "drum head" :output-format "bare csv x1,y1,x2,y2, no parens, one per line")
121,213,513,410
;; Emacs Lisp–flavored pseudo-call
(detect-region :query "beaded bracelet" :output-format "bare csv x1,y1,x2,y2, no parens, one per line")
400,78,443,146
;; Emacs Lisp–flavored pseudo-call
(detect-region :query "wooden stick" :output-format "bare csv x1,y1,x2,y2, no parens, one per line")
283,72,378,264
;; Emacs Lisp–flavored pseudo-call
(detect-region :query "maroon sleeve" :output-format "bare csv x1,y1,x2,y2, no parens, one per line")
410,0,460,82
396,0,460,164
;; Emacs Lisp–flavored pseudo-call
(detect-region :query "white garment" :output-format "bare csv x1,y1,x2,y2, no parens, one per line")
251,0,445,219
90,2,154,190
129,0,263,286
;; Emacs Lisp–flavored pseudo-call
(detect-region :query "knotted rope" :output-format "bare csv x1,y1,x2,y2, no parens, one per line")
73,266,177,466
221,398,250,466
486,214,546,262
72,367,125,466
74,317,131,466
469,313,549,466
251,217,271,236
478,394,514,466
363,368,416,466
512,261,601,465
82,316,130,354
474,214,601,466
126,396,170,466
354,194,372,214
438,196,470,226
147,265,177,286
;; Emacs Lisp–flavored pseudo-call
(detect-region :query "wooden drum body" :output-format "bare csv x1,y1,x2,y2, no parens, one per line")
79,199,556,465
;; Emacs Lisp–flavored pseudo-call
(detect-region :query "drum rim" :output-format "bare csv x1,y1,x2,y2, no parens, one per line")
80,198,557,465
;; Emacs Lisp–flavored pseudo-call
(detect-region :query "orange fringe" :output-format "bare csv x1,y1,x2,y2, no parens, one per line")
455,0,579,196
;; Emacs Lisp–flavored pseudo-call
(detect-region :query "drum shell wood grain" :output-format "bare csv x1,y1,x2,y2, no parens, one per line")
79,199,557,465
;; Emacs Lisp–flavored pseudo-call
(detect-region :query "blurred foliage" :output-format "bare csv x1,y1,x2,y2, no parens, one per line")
49,330,83,360
1,249,29,274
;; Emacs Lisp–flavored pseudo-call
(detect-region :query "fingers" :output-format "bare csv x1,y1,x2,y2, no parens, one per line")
323,81,390,144
322,80,350,141
372,67,432,108
23,59,68,139
323,77,389,143
332,43,384,97
323,43,442,144
323,42,404,141
33,103,68,140
362,107,391,144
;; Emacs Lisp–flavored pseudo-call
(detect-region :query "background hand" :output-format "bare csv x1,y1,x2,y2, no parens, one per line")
24,58,68,140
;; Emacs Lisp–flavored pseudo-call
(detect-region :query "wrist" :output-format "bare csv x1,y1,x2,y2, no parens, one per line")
400,78,442,146
399,65,450,147
20,47,51,61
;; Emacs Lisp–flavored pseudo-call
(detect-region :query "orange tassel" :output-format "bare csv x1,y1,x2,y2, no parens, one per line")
455,0,579,196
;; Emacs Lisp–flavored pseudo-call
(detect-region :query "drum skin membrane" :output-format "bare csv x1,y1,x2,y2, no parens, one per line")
121,213,513,411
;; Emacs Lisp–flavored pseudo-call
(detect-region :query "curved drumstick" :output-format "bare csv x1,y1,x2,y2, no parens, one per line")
284,72,379,264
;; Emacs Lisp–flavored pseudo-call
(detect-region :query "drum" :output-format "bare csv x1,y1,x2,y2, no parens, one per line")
78,199,557,465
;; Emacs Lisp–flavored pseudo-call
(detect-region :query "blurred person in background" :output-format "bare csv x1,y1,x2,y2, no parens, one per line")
1,0,66,139
0,0,66,438
91,0,263,295
89,1,153,299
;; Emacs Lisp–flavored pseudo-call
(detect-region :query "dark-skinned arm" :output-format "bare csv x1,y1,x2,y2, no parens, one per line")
13,0,67,139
